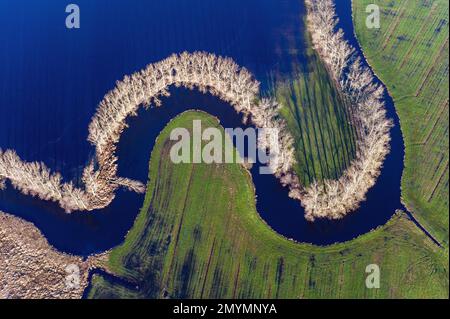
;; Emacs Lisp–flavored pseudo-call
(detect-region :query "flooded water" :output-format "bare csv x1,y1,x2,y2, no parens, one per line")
0,0,404,256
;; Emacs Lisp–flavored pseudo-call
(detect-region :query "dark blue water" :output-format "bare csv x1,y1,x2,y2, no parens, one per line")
0,0,404,256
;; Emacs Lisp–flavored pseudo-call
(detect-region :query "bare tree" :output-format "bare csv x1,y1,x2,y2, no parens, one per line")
300,0,393,221
0,52,296,213
0,35,391,222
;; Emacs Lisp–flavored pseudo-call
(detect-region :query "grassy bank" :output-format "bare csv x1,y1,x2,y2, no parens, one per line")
88,111,447,299
274,17,357,187
352,0,449,246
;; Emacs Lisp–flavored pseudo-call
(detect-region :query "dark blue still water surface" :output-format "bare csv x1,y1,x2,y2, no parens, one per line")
0,0,403,256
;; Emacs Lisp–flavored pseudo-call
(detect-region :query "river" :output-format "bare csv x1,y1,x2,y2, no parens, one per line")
0,0,404,255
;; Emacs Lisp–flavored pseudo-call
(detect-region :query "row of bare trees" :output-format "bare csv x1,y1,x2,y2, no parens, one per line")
0,52,297,212
0,34,390,220
299,0,393,220
0,149,144,212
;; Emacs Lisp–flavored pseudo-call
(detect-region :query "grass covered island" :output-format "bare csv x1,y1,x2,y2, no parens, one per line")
87,111,448,299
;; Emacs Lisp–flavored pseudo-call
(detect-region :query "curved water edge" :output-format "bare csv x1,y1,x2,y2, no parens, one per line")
0,0,406,255
1,52,296,213
304,0,393,220
345,0,442,247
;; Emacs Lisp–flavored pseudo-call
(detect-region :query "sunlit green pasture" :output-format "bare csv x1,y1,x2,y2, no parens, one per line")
87,111,448,299
353,0,449,246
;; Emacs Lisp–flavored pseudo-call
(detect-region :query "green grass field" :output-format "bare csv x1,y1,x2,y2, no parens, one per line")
88,111,448,299
273,17,357,187
353,0,449,246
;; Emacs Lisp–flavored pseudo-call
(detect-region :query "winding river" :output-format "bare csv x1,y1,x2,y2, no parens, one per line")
0,0,405,256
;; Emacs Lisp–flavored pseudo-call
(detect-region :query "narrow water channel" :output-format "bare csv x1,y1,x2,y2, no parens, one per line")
0,0,405,255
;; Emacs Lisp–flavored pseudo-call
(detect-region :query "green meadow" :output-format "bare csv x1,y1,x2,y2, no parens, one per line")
353,0,449,246
273,18,357,187
88,111,448,299
87,2,450,298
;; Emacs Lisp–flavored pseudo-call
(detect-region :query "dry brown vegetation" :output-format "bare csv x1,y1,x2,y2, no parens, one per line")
0,211,107,299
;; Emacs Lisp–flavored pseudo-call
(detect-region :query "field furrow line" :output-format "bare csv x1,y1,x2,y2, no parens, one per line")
427,160,448,203
381,0,409,50
415,36,449,97
398,3,438,69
